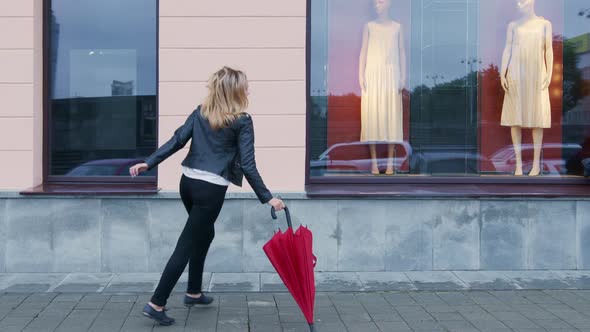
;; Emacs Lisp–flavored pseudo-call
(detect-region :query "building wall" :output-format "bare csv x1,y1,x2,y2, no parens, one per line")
158,0,307,192
0,0,42,190
2,194,590,273
0,0,307,193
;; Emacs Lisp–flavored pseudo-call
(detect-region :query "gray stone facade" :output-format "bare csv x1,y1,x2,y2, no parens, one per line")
0,192,589,273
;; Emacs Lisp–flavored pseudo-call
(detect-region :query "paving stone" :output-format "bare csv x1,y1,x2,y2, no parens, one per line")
0,316,35,331
316,272,364,292
504,271,575,290
119,316,155,332
260,273,288,292
454,271,522,290
405,320,447,330
87,310,130,332
313,321,348,332
250,313,280,324
438,319,477,329
357,272,417,291
103,273,160,293
314,294,333,308
282,322,314,332
53,293,85,302
501,319,542,329
210,273,260,292
429,312,464,321
343,321,381,332
108,295,138,303
75,301,107,310
250,320,282,332
3,276,590,332
405,271,469,291
436,292,476,305
22,315,68,332
383,293,418,306
54,309,101,332
279,310,308,323
374,321,412,331
53,273,114,293
410,293,447,305
274,293,299,307
368,312,403,322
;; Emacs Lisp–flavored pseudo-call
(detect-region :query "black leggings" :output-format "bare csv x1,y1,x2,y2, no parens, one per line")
151,175,228,307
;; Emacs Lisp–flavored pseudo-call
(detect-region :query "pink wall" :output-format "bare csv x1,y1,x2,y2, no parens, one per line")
158,0,307,192
0,0,307,193
0,0,42,190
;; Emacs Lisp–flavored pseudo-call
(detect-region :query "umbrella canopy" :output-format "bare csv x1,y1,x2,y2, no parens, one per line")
263,207,317,332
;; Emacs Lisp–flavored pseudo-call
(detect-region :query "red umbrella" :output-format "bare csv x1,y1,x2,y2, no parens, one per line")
263,207,317,332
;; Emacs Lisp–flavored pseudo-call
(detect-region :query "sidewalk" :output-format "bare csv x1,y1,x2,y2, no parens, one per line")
2,271,590,294
1,271,590,332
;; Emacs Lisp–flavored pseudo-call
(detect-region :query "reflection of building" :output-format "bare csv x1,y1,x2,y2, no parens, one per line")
111,80,134,96
570,33,590,80
563,33,590,143
50,10,59,97
565,96,590,125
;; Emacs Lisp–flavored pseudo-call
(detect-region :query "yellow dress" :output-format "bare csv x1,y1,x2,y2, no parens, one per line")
361,21,404,142
501,18,552,129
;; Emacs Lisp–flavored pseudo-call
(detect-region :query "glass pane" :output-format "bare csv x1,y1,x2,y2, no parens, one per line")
49,0,157,177
562,1,590,177
308,0,589,180
479,0,568,177
410,0,479,175
310,0,412,177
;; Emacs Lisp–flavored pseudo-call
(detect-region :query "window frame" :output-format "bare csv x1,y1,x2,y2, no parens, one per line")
303,0,590,196
38,0,159,192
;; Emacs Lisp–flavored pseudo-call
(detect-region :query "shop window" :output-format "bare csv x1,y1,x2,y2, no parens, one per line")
307,0,590,189
45,0,157,184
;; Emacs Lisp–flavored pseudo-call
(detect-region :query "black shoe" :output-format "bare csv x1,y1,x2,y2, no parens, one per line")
184,293,214,307
142,304,175,326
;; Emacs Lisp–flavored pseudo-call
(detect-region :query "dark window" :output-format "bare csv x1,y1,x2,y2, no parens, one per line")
46,0,157,183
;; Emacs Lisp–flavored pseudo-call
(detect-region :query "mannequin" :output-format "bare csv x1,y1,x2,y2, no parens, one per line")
500,0,553,176
359,0,406,175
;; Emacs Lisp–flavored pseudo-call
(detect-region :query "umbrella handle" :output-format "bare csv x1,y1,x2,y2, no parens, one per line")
271,206,292,229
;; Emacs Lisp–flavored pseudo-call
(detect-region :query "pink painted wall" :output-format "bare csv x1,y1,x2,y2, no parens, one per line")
0,0,307,192
0,0,42,190
158,0,307,192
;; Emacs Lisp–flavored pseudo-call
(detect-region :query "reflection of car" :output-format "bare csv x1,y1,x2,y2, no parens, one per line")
411,147,488,174
583,158,590,177
310,141,412,176
490,143,582,175
66,158,155,176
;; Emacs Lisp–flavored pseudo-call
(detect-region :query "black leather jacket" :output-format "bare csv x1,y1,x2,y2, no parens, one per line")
144,106,273,204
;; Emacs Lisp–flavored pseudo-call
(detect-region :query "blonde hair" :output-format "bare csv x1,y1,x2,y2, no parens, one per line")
201,66,249,129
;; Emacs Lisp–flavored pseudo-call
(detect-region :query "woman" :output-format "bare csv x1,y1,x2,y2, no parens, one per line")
129,66,286,326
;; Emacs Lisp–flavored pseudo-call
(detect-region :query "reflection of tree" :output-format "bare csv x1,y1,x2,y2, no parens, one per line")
309,95,328,159
563,37,584,112
409,70,478,149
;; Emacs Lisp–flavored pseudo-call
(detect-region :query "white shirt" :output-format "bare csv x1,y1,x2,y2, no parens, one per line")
182,166,230,186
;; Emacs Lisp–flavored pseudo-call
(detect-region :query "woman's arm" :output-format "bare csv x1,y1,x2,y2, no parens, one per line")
542,20,554,90
500,22,515,92
143,110,196,170
359,23,369,92
237,114,273,204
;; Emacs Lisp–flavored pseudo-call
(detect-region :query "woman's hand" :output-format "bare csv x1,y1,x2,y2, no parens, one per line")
129,163,148,177
268,198,286,211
